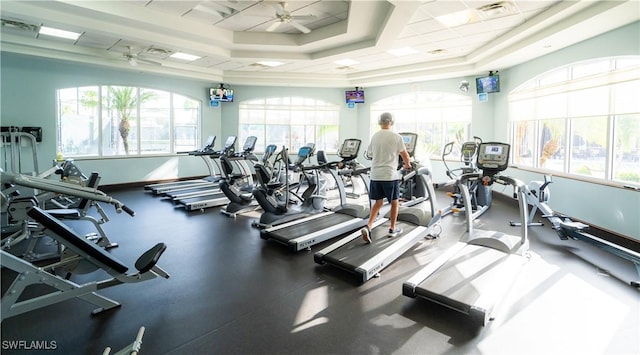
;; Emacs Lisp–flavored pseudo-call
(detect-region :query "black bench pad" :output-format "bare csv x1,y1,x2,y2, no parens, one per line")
27,207,128,274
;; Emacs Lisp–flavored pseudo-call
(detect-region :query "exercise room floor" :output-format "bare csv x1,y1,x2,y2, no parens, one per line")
2,187,639,354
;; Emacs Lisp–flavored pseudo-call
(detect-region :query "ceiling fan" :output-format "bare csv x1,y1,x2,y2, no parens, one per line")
122,46,162,66
266,2,316,34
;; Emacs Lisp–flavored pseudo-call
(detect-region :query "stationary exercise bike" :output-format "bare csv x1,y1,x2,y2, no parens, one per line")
437,136,491,219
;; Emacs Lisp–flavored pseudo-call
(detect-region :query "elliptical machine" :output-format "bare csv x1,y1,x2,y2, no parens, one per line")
437,136,492,219
252,144,325,228
219,136,263,218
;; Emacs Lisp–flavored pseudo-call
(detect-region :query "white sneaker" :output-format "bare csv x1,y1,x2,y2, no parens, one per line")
388,227,403,237
361,227,372,244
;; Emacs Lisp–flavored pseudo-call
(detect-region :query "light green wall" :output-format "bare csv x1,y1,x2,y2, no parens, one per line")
0,55,221,183
496,21,640,240
1,21,638,238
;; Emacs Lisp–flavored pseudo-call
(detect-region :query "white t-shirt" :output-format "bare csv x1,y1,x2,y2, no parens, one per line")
367,129,406,181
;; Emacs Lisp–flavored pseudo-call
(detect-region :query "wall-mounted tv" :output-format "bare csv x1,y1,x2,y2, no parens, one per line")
346,90,365,103
475,75,500,94
209,86,234,102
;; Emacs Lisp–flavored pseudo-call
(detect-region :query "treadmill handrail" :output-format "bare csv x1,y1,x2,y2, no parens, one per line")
458,172,528,244
457,172,525,190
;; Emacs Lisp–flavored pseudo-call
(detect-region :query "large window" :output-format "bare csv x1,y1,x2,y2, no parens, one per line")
57,86,201,157
238,97,340,153
509,56,640,185
370,92,473,161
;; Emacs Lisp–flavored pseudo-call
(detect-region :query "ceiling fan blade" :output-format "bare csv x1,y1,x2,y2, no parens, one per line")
273,2,286,16
204,2,234,15
290,21,311,34
137,58,162,66
290,15,316,21
123,53,161,66
266,21,282,32
193,4,224,17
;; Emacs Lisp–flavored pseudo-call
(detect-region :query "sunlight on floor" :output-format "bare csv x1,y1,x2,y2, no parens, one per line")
144,157,179,180
371,313,416,329
478,254,630,355
290,285,329,333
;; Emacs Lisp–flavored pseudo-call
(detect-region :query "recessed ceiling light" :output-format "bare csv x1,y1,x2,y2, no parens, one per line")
170,52,201,61
435,9,475,28
38,26,81,40
334,59,359,66
256,61,284,67
387,47,419,57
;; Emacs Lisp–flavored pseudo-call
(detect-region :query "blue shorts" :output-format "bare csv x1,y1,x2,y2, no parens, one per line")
369,180,401,202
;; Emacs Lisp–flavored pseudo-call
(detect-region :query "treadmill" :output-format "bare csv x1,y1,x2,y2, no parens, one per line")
402,142,530,327
314,154,442,283
260,138,370,252
173,136,240,211
144,135,220,195
164,136,240,200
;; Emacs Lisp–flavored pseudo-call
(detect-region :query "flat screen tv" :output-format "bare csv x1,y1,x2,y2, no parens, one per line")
345,90,365,103
209,87,234,102
475,75,500,94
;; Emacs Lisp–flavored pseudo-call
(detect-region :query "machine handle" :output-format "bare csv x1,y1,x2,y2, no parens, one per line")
121,204,136,217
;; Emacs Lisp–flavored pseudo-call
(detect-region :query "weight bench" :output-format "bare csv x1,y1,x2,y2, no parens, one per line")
46,171,119,249
1,207,169,321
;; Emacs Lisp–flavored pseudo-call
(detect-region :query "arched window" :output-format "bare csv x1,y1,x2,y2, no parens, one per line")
57,86,201,157
509,56,640,185
238,97,340,153
370,92,473,161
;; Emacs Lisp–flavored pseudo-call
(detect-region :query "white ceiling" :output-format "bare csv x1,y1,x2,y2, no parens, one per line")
1,0,638,88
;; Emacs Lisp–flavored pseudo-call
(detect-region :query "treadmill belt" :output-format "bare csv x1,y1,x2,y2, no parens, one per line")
414,244,508,313
178,192,227,204
323,221,418,269
266,213,357,242
165,185,219,196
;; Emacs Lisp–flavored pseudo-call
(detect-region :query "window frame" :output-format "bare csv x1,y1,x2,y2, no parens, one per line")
370,91,473,161
56,85,202,158
508,56,640,187
238,96,341,154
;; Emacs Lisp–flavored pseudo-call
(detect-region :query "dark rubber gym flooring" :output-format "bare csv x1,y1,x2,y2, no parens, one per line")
2,187,639,354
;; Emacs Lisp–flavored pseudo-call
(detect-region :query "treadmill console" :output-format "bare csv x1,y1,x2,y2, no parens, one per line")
400,132,418,157
203,135,216,151
223,136,237,149
242,136,257,153
477,142,510,172
219,136,237,155
338,139,361,160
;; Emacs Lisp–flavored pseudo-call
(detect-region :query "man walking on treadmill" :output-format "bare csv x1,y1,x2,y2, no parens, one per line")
361,112,412,243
